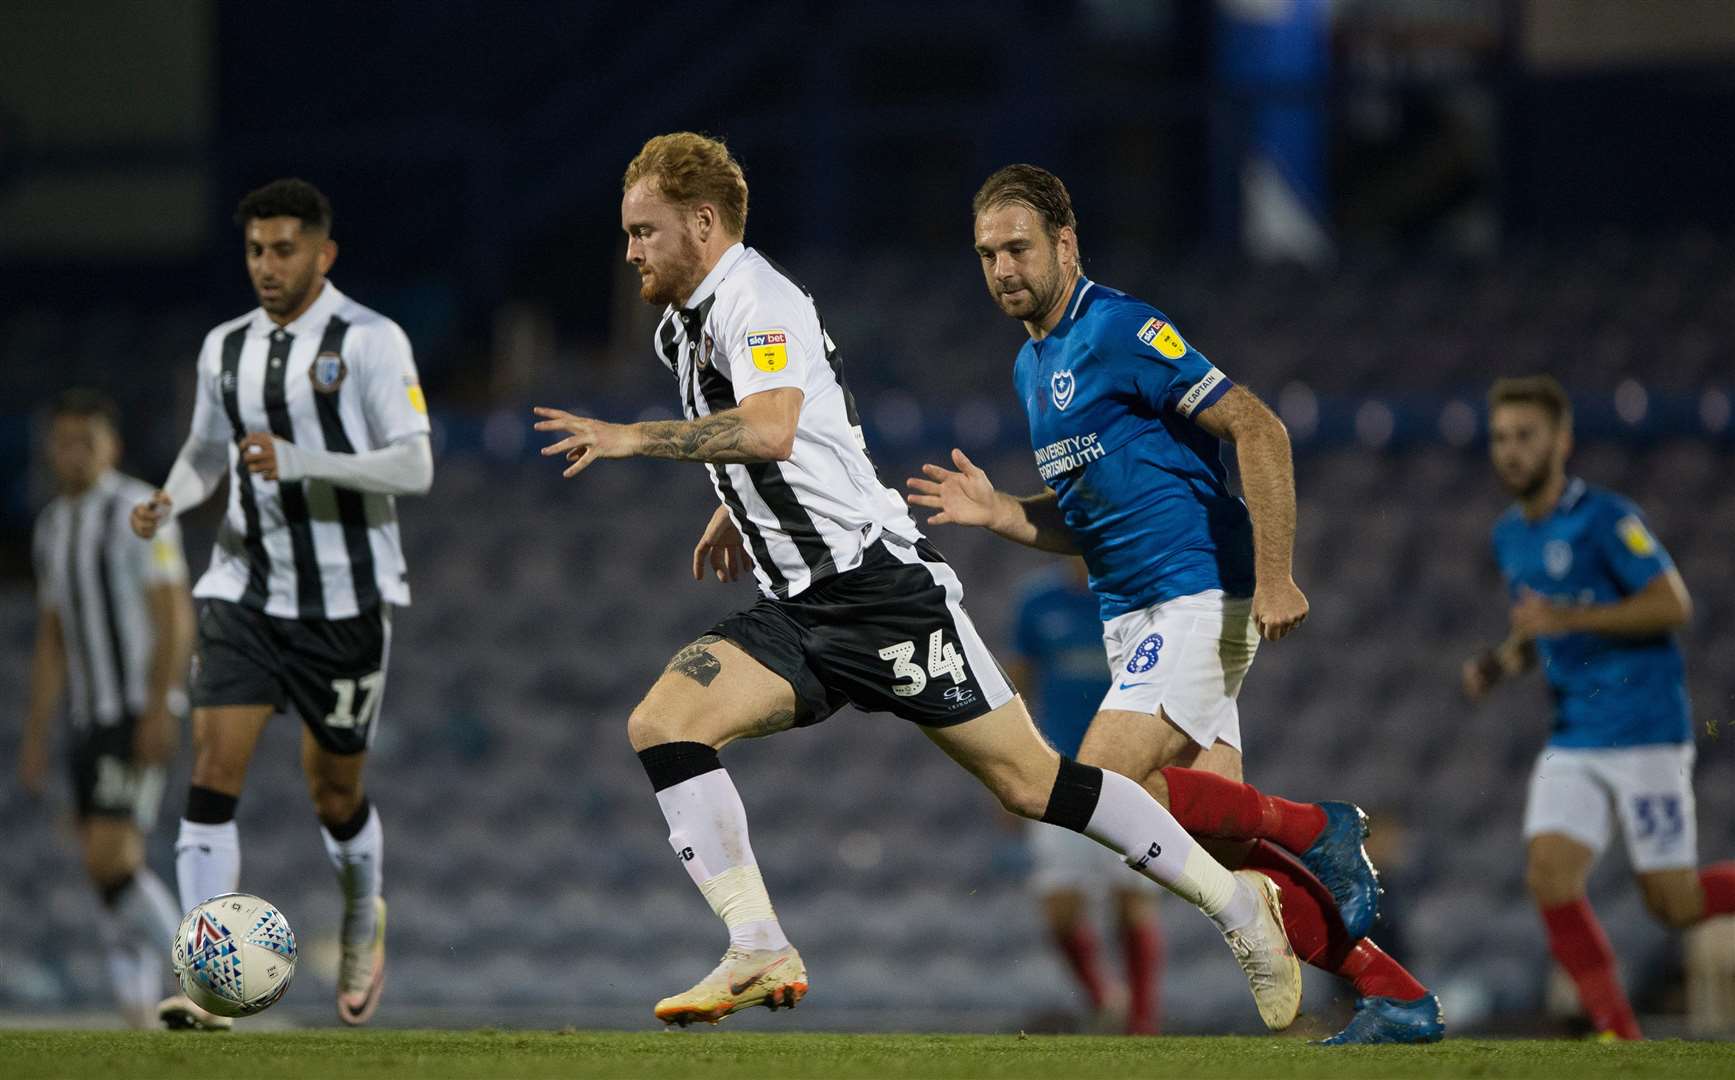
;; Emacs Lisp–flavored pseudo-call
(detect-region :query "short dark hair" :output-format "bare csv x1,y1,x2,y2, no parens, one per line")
972,164,1078,238
1489,375,1572,428
234,178,333,233
50,387,121,428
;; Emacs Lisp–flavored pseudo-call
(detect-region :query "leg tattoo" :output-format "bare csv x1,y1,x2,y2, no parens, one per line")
667,635,725,688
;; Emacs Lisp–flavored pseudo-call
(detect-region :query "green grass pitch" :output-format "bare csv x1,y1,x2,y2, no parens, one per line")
2,1031,1733,1079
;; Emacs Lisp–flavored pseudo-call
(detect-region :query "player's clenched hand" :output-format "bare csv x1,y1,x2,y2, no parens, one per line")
239,432,281,480
1462,653,1498,701
532,407,640,478
1252,578,1308,641
692,505,748,583
1510,589,1572,639
905,449,1005,528
131,491,173,539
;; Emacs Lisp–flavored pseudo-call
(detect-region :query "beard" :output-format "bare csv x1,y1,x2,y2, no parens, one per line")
637,230,705,307
993,262,1066,322
257,271,315,317
1500,462,1553,499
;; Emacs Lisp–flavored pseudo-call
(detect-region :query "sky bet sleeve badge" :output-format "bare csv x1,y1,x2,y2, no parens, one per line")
310,351,347,394
746,329,789,373
1137,317,1188,360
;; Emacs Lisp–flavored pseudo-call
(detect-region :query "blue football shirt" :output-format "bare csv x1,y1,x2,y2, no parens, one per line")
1012,277,1256,619
1491,478,1690,748
1012,571,1110,758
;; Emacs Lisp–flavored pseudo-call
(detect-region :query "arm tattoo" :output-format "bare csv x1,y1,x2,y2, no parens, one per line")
637,411,776,463
666,634,724,688
742,707,797,740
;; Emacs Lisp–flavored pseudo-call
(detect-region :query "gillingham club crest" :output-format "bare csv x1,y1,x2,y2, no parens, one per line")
1051,369,1077,411
309,351,347,394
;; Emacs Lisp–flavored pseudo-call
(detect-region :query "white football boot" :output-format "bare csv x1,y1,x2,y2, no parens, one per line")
1222,870,1303,1031
336,896,387,1026
157,993,233,1031
654,944,807,1027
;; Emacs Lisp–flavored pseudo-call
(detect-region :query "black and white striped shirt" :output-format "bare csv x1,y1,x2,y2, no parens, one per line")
187,282,429,619
654,244,921,599
34,471,189,730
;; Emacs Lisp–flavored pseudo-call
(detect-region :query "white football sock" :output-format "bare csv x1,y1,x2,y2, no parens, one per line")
175,819,239,915
655,769,790,952
99,908,153,1025
117,867,182,954
321,805,383,948
1082,769,1257,933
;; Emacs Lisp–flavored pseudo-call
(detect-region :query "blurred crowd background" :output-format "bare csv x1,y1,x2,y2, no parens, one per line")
3,0,1733,1035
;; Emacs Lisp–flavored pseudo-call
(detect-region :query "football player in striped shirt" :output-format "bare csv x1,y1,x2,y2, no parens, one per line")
21,389,192,1028
132,179,432,1029
523,132,1409,1032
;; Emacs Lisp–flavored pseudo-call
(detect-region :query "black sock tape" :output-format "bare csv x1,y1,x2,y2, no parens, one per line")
185,785,238,825
1040,757,1104,834
638,741,723,793
324,797,373,841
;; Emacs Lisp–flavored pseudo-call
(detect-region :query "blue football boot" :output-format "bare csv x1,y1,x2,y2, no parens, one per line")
1298,802,1382,940
1315,993,1446,1045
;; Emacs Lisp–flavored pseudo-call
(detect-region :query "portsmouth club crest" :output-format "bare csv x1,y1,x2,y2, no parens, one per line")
1051,368,1077,411
309,351,347,394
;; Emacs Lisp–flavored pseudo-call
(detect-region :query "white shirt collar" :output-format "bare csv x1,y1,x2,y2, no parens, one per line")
679,243,748,311
251,280,346,338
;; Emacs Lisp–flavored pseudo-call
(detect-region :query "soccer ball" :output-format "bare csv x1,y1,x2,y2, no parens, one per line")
171,893,298,1017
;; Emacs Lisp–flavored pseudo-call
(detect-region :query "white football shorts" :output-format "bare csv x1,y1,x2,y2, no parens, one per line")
1522,742,1698,872
1098,590,1259,751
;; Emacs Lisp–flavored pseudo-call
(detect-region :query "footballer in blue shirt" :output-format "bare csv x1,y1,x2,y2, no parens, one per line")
1009,560,1163,1034
1463,375,1735,1041
908,164,1442,1045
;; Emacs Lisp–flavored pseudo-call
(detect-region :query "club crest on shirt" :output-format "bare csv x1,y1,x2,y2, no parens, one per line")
309,351,347,394
1544,539,1573,579
1051,369,1077,411
1137,317,1187,360
702,332,716,369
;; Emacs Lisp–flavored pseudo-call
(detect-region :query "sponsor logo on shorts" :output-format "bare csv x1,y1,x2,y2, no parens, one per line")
1126,633,1164,674
943,685,977,710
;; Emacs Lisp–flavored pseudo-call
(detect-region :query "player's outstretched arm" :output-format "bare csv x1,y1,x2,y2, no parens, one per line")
906,449,1079,554
1192,386,1306,641
533,388,802,477
246,432,434,496
133,433,229,538
1510,571,1692,641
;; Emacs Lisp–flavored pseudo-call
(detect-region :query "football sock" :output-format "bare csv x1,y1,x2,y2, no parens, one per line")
1045,760,1256,933
640,742,790,953
1242,840,1428,1001
1054,923,1109,1010
1160,767,1327,854
1120,916,1163,1034
114,867,182,963
1700,862,1735,916
1540,898,1642,1040
99,921,153,1026
175,818,240,916
320,799,383,948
